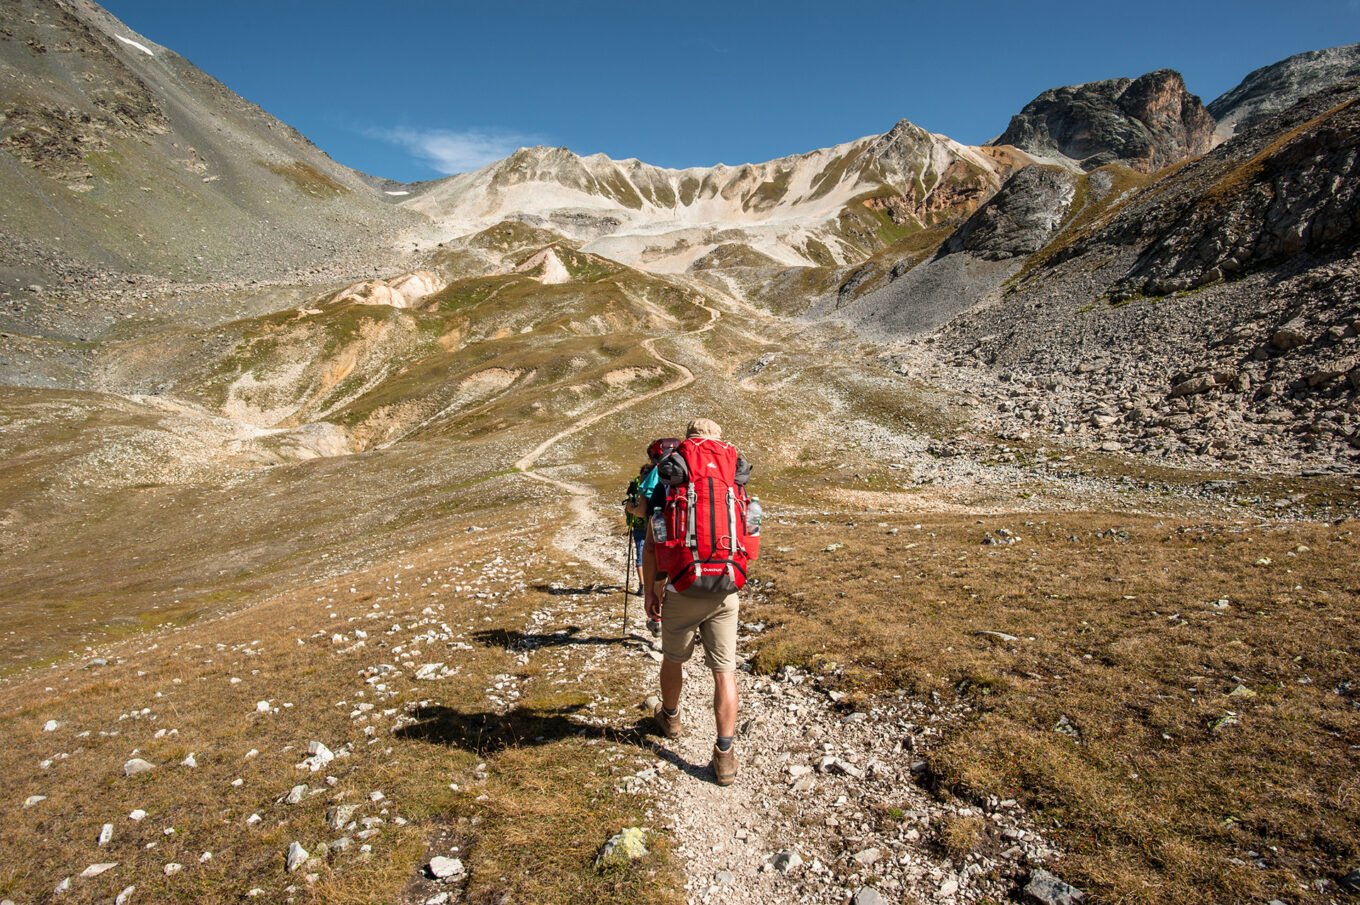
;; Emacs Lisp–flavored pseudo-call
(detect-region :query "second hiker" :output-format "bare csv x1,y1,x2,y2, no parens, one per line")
624,437,679,636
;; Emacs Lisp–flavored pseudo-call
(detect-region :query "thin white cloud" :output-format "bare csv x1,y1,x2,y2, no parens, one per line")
373,127,541,175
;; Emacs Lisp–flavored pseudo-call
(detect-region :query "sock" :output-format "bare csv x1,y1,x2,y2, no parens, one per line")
662,705,678,718
716,735,734,752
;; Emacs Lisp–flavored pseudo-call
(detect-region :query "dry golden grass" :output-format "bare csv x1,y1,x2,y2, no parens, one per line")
940,814,987,862
0,519,682,904
745,512,1360,904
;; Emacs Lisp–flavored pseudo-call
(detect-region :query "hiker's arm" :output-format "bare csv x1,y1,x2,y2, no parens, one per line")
624,498,646,519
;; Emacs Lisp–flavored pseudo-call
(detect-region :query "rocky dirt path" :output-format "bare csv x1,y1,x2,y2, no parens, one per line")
507,296,1058,904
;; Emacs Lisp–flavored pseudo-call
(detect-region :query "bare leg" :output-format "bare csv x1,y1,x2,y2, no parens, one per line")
713,670,738,738
660,658,683,711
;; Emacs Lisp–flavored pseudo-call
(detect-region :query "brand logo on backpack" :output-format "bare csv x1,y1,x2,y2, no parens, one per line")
653,437,756,596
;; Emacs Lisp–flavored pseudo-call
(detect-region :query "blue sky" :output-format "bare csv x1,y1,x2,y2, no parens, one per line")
103,0,1359,182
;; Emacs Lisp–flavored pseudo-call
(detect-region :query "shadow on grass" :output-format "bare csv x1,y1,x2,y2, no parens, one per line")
532,583,624,596
472,626,651,651
394,704,714,783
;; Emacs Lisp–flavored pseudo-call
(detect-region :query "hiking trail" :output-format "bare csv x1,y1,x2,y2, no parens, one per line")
503,288,1029,903
510,285,719,574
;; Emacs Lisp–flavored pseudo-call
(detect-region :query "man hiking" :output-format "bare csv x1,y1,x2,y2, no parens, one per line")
641,418,759,786
624,438,679,636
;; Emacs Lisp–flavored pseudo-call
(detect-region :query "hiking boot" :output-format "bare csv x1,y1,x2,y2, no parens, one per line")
652,700,682,739
646,618,662,637
710,744,737,786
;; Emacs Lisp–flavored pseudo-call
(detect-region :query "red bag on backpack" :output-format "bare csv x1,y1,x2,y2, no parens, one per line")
653,437,755,595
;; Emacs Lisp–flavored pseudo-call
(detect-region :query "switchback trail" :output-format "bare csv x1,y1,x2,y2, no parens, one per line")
510,286,720,575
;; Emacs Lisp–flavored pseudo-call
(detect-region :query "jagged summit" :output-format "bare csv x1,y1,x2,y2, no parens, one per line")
993,69,1214,172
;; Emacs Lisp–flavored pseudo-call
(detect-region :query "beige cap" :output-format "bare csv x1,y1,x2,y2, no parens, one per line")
686,418,722,439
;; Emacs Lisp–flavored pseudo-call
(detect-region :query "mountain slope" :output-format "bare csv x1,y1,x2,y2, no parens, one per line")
1209,42,1360,139
0,0,420,290
898,78,1360,469
825,165,1082,334
402,121,1033,273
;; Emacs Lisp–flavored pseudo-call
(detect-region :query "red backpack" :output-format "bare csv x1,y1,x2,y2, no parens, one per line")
653,437,757,595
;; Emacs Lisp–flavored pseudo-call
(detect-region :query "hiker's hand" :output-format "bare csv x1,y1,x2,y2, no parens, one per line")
644,591,662,622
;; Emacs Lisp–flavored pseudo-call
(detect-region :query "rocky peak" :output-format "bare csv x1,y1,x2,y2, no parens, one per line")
1209,42,1360,138
994,69,1214,172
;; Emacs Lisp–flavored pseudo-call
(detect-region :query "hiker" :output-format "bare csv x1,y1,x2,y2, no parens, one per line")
624,437,679,636
624,464,649,595
644,418,759,786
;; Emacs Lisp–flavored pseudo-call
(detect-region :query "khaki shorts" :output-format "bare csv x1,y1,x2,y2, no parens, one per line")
661,587,740,673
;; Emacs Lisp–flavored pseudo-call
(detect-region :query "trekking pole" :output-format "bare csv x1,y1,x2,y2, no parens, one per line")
622,529,632,638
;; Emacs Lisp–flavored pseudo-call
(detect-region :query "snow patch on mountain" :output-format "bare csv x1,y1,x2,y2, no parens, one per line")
114,34,155,56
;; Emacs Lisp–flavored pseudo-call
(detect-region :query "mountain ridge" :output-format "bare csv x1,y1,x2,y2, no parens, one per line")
401,120,1029,273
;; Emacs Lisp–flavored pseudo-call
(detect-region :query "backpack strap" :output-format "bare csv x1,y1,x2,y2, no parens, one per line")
685,481,698,550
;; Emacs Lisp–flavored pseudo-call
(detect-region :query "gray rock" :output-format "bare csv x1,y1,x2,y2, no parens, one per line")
427,856,464,880
853,847,881,866
326,804,359,830
301,740,334,772
1024,868,1086,904
771,850,803,873
285,841,308,873
285,784,308,805
852,888,885,905
1169,374,1217,398
123,759,154,776
1306,365,1349,387
1272,321,1310,351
